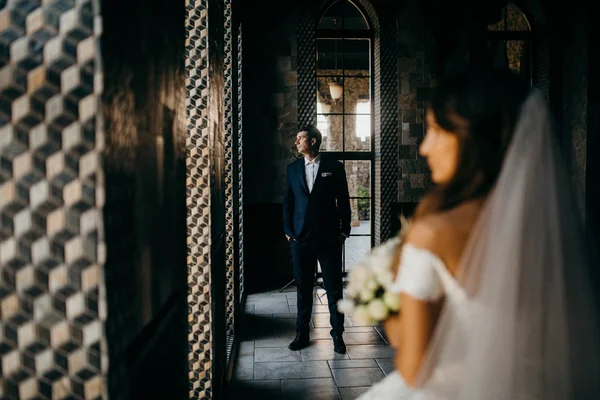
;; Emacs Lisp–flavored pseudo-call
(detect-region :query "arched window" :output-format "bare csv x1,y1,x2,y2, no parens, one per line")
316,0,373,271
487,1,532,85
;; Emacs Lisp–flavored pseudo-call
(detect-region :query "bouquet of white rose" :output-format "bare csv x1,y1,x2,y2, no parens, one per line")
337,235,403,325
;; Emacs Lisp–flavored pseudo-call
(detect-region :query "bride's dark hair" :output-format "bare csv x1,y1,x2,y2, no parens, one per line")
413,67,531,220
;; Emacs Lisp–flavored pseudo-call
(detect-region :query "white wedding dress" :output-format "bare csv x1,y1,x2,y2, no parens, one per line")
356,91,600,399
357,243,467,400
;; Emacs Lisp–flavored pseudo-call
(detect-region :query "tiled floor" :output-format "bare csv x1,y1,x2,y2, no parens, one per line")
226,286,396,399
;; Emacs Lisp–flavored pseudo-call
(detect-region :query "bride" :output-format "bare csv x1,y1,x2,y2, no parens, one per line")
357,68,600,399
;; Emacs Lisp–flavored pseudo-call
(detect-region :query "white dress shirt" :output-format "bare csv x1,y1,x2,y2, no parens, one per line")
304,154,320,193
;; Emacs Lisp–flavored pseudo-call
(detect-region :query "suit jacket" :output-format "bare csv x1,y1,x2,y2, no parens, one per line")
282,156,351,240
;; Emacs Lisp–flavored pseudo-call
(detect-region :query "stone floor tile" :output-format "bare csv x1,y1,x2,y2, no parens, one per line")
253,361,332,380
299,340,350,361
339,387,370,400
255,347,303,363
232,288,394,399
281,378,340,400
239,341,255,356
331,367,384,388
328,359,378,369
233,355,254,380
375,358,395,376
346,345,395,359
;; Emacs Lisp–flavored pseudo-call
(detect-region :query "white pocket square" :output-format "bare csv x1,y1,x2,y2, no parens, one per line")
321,172,332,177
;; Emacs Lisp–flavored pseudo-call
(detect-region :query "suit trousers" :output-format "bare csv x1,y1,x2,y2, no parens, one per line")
289,234,345,338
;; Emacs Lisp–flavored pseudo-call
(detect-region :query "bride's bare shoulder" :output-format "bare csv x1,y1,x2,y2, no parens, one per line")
404,215,449,253
405,200,484,257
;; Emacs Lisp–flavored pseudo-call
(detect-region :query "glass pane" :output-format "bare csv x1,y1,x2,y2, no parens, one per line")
507,40,529,75
319,114,343,151
317,102,330,136
342,39,370,76
318,0,344,30
317,39,343,76
506,3,530,31
317,77,344,112
344,115,371,151
345,160,371,197
487,2,530,31
343,77,370,113
486,39,531,83
344,234,371,271
344,1,369,30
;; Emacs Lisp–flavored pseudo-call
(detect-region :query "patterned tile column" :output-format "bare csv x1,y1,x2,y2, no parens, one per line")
376,7,398,244
0,0,107,398
297,3,318,129
185,0,212,398
235,22,244,301
223,0,235,342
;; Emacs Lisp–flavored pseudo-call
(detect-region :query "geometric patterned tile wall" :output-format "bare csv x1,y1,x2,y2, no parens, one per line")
374,4,398,243
371,1,383,245
185,0,212,398
223,0,235,342
296,2,318,129
0,0,106,399
235,21,243,301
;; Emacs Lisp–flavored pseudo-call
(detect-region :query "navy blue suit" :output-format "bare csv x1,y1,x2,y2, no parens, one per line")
283,156,351,337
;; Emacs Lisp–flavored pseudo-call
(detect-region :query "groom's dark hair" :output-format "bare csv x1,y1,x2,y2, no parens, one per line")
301,124,322,151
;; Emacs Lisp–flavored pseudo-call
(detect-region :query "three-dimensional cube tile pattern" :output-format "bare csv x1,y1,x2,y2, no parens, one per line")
236,22,244,300
378,10,398,243
223,0,235,341
374,33,382,245
185,0,212,398
297,4,318,129
0,0,106,399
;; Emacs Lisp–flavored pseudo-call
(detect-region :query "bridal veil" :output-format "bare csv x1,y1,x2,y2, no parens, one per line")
418,91,600,399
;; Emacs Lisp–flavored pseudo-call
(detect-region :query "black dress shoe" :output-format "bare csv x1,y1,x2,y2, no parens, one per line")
333,336,346,354
288,334,310,351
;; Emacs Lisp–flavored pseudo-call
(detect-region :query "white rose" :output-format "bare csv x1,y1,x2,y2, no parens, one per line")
359,287,375,302
370,244,389,258
366,277,379,292
383,291,401,312
346,283,359,298
372,255,392,272
349,264,370,287
353,305,375,326
368,298,389,321
369,252,392,271
337,299,355,314
373,264,393,287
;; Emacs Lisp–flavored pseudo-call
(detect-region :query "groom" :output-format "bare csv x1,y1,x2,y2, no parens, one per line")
283,124,351,354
